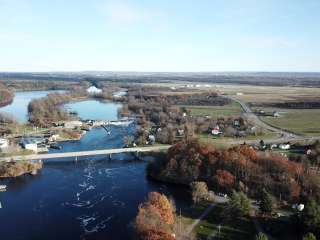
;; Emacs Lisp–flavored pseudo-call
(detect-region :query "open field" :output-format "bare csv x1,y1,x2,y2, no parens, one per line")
197,132,278,148
211,84,320,104
260,108,320,136
180,101,243,117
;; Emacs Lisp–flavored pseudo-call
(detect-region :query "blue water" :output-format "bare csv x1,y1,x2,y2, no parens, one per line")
0,90,64,122
0,96,190,240
65,100,122,121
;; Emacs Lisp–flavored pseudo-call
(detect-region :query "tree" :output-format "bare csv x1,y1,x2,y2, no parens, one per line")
259,189,274,215
226,190,251,217
255,232,268,240
190,181,209,203
303,233,317,240
214,170,235,190
134,192,175,240
302,199,320,236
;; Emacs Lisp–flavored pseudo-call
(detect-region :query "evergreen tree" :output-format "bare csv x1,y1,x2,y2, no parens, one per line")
303,199,320,236
303,232,317,240
226,190,251,217
259,189,274,215
255,232,268,240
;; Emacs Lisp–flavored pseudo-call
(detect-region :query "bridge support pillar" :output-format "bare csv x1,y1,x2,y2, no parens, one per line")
108,154,112,161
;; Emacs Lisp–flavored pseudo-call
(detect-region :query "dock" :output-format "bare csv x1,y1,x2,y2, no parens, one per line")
0,145,171,162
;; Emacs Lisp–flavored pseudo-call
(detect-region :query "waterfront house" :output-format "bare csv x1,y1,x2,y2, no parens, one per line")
20,138,38,152
0,138,9,150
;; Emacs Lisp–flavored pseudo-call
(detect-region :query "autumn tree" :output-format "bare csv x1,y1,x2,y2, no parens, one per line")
213,170,235,191
190,181,209,203
134,192,175,240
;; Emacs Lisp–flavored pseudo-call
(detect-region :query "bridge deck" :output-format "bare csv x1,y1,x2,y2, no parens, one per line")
0,145,171,162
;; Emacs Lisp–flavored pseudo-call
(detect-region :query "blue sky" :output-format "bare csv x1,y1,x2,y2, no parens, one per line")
0,0,319,72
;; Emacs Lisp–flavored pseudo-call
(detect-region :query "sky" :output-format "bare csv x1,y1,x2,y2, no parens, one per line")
0,0,319,72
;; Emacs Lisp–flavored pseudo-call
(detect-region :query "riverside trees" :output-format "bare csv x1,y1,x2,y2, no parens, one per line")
0,83,14,107
148,139,320,203
28,91,87,127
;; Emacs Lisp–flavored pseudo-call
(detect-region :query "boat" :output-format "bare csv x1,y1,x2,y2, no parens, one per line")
0,185,7,191
49,144,62,150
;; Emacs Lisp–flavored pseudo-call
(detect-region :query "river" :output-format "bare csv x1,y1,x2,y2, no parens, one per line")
0,91,190,240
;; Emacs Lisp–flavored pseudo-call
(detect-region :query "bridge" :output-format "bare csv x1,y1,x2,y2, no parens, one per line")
0,145,171,162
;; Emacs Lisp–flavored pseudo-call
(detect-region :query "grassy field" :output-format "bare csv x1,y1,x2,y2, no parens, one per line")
181,101,243,117
180,203,257,240
197,132,278,148
260,108,320,136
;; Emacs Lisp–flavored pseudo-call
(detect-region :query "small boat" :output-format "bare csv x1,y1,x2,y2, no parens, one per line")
0,185,7,191
0,202,2,208
50,144,62,150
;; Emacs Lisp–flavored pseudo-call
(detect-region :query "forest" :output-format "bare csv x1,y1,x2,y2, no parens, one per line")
147,139,320,203
28,91,88,127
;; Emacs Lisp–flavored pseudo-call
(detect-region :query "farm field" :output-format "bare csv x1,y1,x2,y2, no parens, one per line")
215,84,320,104
260,108,320,136
181,101,243,117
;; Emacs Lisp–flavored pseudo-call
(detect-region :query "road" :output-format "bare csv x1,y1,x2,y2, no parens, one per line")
0,145,171,162
225,96,320,145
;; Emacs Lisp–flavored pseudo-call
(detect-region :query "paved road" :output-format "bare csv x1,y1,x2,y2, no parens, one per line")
225,96,320,146
0,145,171,162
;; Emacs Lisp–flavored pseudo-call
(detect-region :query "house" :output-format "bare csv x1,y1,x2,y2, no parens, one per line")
279,143,291,150
20,138,38,152
87,86,102,95
177,129,185,136
272,111,280,117
48,134,60,142
234,119,240,127
64,120,83,129
0,138,9,149
212,125,222,135
148,135,156,145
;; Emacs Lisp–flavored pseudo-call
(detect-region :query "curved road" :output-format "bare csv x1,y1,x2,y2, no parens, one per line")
226,96,320,145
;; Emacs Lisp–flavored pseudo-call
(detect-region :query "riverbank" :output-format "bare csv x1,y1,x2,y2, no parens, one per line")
0,160,42,178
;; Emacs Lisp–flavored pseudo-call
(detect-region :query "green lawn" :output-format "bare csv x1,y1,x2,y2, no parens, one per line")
180,203,257,240
181,101,243,117
260,108,320,136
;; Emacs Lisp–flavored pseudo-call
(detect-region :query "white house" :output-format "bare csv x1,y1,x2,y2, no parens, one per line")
273,111,280,117
0,138,9,149
212,125,222,135
87,86,102,95
279,143,290,150
20,138,38,152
